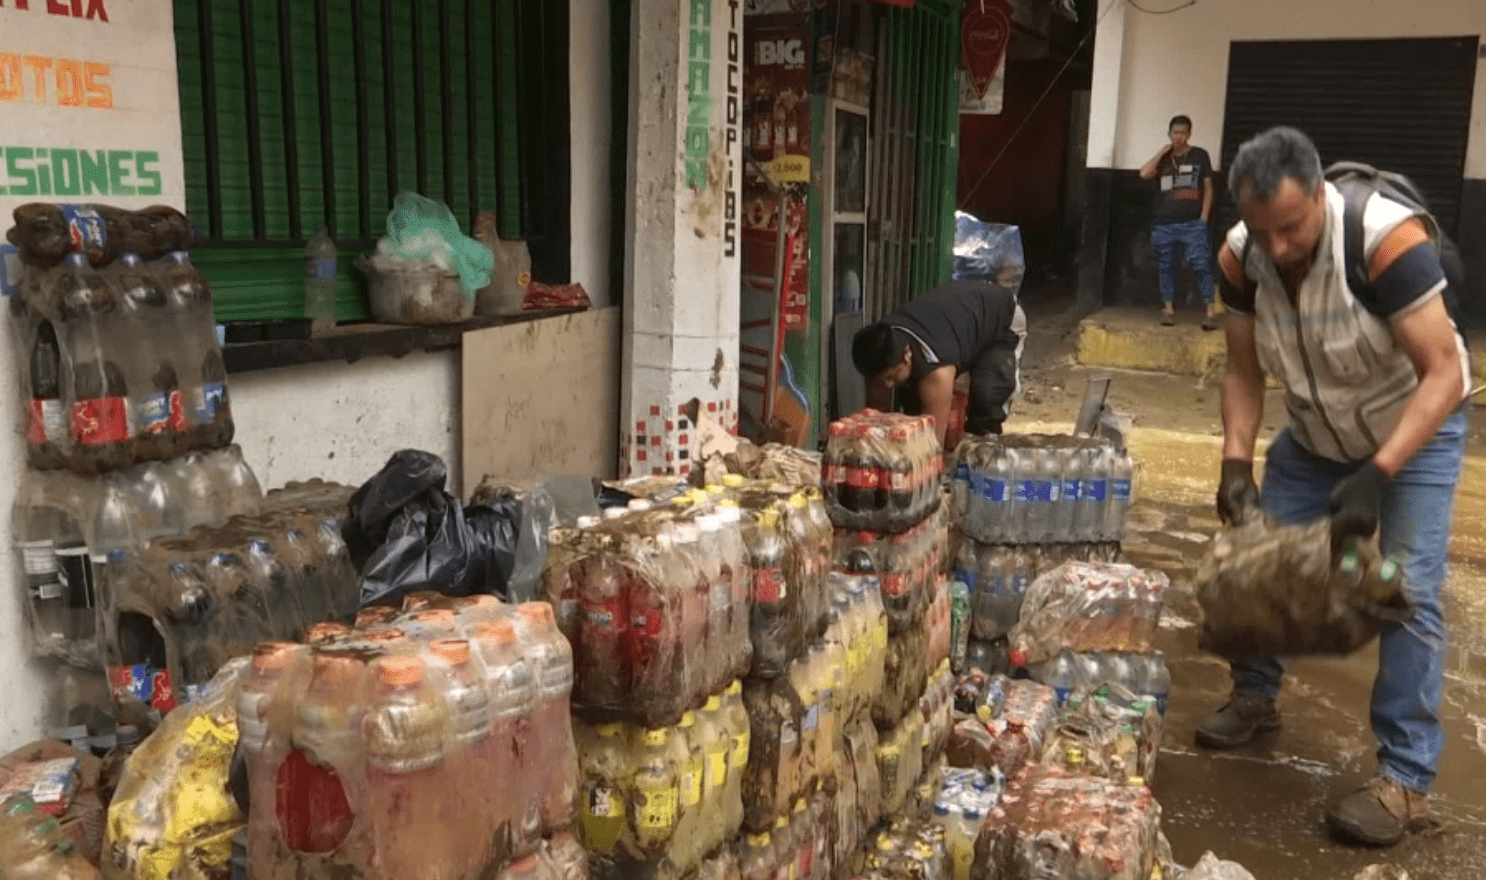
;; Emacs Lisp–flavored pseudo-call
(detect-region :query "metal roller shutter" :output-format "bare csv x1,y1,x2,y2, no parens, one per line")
1218,36,1478,237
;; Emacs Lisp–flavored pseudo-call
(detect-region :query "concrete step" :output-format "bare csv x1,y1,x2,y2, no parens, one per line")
1076,306,1486,393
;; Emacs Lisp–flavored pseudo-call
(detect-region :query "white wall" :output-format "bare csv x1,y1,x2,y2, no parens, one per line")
570,1,614,308
0,0,187,751
229,351,461,491
1089,0,1486,174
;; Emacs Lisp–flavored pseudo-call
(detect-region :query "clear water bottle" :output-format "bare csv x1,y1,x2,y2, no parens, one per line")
1105,451,1134,542
304,229,337,334
133,462,185,541
1037,650,1078,706
1077,446,1109,542
1144,651,1171,714
1053,446,1081,544
991,445,1019,543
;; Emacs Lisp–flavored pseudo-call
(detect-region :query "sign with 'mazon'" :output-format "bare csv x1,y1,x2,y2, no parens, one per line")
0,0,185,211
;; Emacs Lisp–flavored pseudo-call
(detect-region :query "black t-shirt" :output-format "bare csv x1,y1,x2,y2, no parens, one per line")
1153,146,1212,224
887,280,1019,383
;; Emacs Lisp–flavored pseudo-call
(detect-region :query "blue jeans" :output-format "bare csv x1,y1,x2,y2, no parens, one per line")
1230,410,1468,792
1151,219,1214,305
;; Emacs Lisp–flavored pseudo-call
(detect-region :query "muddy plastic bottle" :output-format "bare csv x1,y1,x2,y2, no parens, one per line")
473,619,538,857
274,653,369,867
240,643,310,869
364,656,456,880
747,509,793,679
545,831,587,880
671,710,708,871
428,638,500,876
26,317,68,470
822,423,847,509
576,544,628,709
629,727,680,858
722,680,750,832
716,501,752,679
57,253,132,472
697,695,734,851
1076,445,1109,542
114,253,183,461
674,522,711,705
515,602,577,832
579,722,629,854
741,831,774,880
698,514,730,695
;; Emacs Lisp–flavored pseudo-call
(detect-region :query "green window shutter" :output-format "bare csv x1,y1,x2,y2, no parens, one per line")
173,0,529,322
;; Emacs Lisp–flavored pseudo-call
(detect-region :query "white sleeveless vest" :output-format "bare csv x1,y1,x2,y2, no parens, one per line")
1225,182,1470,462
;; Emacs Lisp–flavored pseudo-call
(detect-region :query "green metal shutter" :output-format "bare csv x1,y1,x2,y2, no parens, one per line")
864,0,960,322
173,0,526,322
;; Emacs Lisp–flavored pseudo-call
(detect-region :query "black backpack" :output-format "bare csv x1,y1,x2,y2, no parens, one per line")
1323,161,1467,339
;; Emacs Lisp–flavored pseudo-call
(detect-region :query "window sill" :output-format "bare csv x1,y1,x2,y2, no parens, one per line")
222,308,586,374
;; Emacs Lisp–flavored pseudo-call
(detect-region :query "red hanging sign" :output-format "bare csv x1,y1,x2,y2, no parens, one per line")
962,0,1012,100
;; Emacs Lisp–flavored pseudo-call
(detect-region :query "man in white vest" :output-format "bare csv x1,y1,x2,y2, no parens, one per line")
1200,126,1471,846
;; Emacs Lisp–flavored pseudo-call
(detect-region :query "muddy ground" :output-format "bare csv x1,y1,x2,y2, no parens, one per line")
1004,301,1486,879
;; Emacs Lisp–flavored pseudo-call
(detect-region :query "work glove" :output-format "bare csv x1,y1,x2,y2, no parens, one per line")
1328,461,1388,558
1215,458,1260,526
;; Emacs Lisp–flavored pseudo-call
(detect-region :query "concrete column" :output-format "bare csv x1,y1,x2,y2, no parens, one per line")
1074,0,1126,315
1084,0,1126,169
620,0,744,478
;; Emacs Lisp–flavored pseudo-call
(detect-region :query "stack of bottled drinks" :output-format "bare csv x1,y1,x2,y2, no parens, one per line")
740,572,885,836
101,479,360,721
737,795,833,880
950,434,1134,546
975,765,1162,880
931,767,1001,880
835,504,950,634
238,596,578,880
822,411,942,533
1008,561,1170,710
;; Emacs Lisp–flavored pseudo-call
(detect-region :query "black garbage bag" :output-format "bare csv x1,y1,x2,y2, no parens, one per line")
344,449,523,608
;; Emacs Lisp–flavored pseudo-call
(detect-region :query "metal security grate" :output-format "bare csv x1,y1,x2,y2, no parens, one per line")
863,0,960,323
174,0,568,321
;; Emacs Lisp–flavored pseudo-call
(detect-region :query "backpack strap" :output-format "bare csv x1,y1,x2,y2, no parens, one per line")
1334,177,1374,299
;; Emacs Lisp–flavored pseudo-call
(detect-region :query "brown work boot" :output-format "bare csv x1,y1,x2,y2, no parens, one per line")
1194,694,1281,749
1327,776,1432,847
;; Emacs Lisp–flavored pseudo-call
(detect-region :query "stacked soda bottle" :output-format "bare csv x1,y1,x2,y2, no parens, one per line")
952,541,1122,664
976,765,1161,880
1007,561,1168,694
858,821,952,880
738,795,833,880
240,598,578,880
100,479,359,723
542,493,755,728
573,683,749,878
1040,682,1164,784
822,411,942,533
835,503,949,634
951,434,1133,546
931,768,1001,880
7,238,233,475
738,574,884,836
944,673,1058,781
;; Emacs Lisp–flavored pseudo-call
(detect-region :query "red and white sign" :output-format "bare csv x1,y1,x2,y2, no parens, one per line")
962,0,1012,100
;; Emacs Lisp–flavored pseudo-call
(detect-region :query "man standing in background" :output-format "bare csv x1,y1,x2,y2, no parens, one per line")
1139,114,1221,330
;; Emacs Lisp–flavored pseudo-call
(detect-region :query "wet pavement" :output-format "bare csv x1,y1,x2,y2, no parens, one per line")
1009,411,1486,880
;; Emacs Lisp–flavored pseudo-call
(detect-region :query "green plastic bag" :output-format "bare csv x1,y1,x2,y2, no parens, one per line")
383,191,494,295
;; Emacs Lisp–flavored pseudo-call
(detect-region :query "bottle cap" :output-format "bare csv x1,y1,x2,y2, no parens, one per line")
705,695,722,711
1127,776,1146,787
377,656,424,686
251,642,300,672
597,722,626,738
306,622,351,643
680,711,696,727
411,609,457,624
475,619,519,647
453,594,502,610
311,653,366,686
723,474,745,488
774,815,789,830
748,832,771,846
794,798,807,812
642,728,668,745
429,639,472,665
726,680,742,697
516,602,555,626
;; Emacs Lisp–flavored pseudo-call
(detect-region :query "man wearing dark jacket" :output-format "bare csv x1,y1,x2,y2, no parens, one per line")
851,279,1025,446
